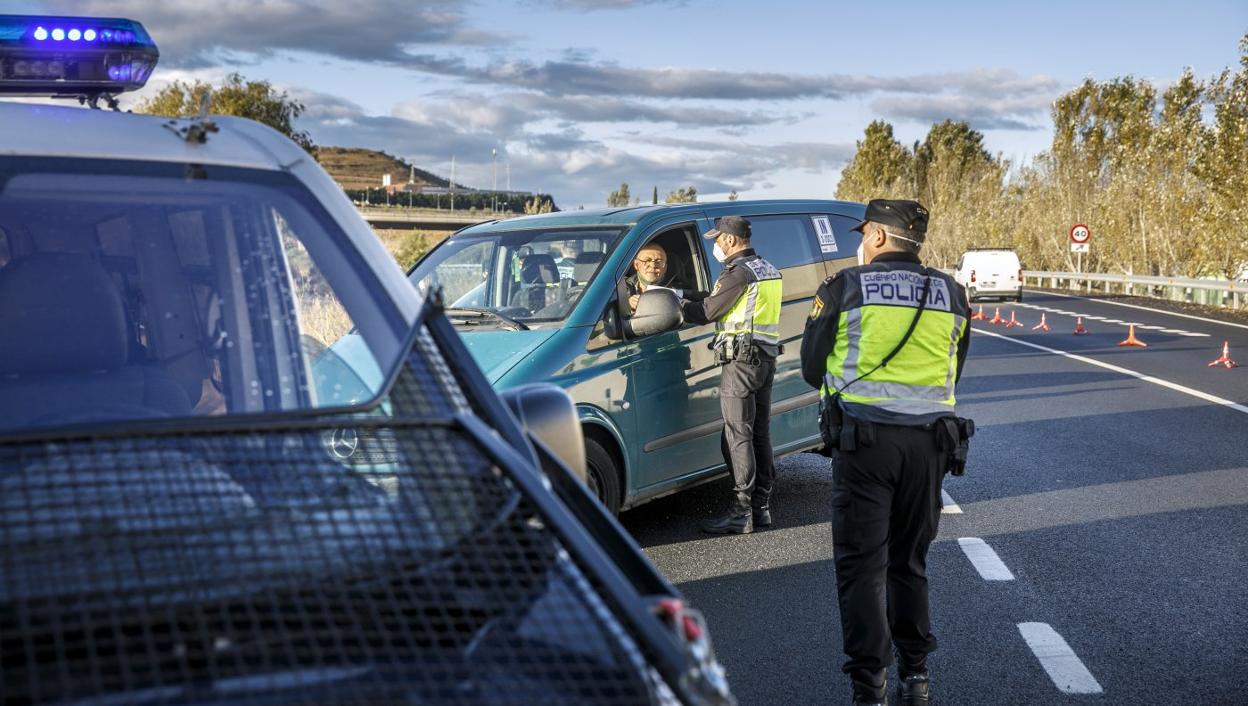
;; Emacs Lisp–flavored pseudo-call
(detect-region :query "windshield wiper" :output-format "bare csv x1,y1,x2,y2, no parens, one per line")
444,308,530,331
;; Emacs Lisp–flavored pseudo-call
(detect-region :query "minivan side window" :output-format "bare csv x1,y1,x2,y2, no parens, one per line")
742,215,820,270
826,214,863,262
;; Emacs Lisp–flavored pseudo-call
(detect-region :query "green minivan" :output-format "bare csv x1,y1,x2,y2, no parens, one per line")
408,200,867,513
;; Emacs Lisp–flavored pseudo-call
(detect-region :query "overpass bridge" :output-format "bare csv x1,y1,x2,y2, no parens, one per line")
356,207,516,230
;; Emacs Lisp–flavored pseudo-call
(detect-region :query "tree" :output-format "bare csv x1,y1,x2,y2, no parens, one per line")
652,185,658,205
665,185,697,203
728,190,739,201
835,120,913,202
1197,35,1248,278
524,195,554,214
135,72,316,155
607,182,631,207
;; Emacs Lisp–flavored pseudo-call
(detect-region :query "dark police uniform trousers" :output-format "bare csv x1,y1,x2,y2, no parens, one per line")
719,353,776,512
831,424,943,673
801,251,971,675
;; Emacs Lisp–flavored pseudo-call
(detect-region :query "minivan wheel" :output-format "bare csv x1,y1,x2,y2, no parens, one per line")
584,437,622,516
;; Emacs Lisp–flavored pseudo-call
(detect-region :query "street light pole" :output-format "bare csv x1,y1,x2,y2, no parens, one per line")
450,156,456,215
491,148,498,214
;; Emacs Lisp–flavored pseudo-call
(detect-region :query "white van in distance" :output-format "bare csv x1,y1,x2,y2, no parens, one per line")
954,248,1023,302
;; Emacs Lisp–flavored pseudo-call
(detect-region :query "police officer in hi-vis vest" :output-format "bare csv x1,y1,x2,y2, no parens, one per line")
682,216,783,535
800,200,970,706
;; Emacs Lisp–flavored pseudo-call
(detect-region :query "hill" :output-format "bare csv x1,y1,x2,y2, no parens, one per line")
317,147,456,191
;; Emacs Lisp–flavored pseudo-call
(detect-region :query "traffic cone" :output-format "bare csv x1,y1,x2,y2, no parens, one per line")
1032,313,1051,332
1073,317,1088,335
1004,310,1024,328
1118,324,1147,347
971,305,986,321
989,307,1005,325
1207,341,1238,369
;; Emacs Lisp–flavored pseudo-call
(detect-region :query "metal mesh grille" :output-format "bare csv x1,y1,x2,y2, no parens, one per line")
0,341,664,705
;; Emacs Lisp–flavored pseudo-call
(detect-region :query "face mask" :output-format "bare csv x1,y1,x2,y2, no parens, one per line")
856,241,865,266
713,242,727,263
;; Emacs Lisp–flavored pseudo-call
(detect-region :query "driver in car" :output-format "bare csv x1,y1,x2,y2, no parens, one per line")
626,242,690,314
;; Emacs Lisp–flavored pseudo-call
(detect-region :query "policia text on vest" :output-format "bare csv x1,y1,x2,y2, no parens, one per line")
682,216,782,535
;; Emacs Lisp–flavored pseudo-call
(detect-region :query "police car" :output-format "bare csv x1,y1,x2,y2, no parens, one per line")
0,14,733,705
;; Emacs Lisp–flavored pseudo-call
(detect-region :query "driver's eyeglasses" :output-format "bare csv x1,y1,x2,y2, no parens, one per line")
636,258,666,267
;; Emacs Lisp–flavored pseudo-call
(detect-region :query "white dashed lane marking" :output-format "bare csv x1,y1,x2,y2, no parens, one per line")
1017,622,1104,694
957,537,1015,580
1013,303,1209,337
940,489,962,514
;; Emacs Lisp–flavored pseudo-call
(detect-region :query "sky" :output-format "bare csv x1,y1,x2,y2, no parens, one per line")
15,0,1248,208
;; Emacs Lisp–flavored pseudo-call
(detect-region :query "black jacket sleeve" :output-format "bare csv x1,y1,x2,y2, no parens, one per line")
682,265,749,325
800,274,845,390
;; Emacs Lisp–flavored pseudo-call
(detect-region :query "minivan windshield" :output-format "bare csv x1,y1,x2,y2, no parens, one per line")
0,157,389,435
408,227,624,325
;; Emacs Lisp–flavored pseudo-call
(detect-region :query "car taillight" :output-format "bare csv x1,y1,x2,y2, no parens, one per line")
1017,268,1023,282
970,269,976,283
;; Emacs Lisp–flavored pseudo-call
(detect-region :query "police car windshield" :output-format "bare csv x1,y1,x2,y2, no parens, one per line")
0,157,390,434
408,228,623,324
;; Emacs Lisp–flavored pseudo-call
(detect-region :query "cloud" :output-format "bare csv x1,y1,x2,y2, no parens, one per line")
870,93,1051,130
293,88,840,206
39,0,490,67
395,56,1060,104
547,0,687,9
388,91,791,140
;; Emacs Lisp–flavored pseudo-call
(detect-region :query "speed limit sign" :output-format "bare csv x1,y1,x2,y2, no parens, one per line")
1070,224,1091,253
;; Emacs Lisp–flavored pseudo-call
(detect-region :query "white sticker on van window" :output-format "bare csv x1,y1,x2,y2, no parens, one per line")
811,216,838,253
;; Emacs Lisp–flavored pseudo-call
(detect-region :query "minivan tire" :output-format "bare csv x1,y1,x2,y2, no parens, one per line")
584,437,622,516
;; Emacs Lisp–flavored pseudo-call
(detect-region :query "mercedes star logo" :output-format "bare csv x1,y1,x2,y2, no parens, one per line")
329,428,359,459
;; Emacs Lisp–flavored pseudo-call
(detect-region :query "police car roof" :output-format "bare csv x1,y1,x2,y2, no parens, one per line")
0,101,306,171
460,199,865,234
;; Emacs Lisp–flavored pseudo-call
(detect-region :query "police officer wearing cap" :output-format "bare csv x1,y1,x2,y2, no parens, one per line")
800,200,970,706
682,215,783,534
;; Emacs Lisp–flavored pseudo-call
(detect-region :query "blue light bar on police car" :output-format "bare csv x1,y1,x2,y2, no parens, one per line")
0,15,158,96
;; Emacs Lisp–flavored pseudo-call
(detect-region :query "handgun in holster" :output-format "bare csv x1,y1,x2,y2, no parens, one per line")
937,416,975,476
818,394,874,454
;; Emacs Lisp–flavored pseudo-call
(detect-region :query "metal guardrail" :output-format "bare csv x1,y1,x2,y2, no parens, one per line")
1023,270,1247,309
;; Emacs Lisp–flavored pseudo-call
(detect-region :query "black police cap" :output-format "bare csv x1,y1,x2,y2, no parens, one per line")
851,199,929,238
703,215,752,240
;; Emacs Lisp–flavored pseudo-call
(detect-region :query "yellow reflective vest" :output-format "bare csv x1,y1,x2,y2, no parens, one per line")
820,265,968,423
715,257,783,353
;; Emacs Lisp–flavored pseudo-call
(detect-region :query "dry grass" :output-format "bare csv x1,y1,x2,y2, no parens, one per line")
375,228,453,270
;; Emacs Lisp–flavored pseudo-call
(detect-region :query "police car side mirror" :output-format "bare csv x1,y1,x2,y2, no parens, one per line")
625,289,683,338
500,383,587,483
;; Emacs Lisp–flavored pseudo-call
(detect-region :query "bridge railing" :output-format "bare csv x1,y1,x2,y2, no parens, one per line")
1023,270,1247,310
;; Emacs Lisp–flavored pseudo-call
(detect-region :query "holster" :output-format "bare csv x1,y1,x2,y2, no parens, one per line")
819,395,875,454
818,394,842,456
936,416,975,476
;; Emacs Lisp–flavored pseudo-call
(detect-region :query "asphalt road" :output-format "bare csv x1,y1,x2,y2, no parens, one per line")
622,290,1248,705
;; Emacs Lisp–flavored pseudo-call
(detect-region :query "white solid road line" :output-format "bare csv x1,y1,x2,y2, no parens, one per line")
1034,288,1248,331
940,489,963,514
1017,622,1104,694
973,327,1248,416
957,537,1014,580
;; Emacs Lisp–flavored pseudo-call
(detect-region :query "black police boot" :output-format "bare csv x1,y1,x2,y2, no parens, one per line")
700,509,752,534
897,670,930,705
849,668,887,706
701,496,753,535
751,504,772,528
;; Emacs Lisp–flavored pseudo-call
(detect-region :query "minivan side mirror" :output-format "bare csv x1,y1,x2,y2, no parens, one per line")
624,288,684,338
